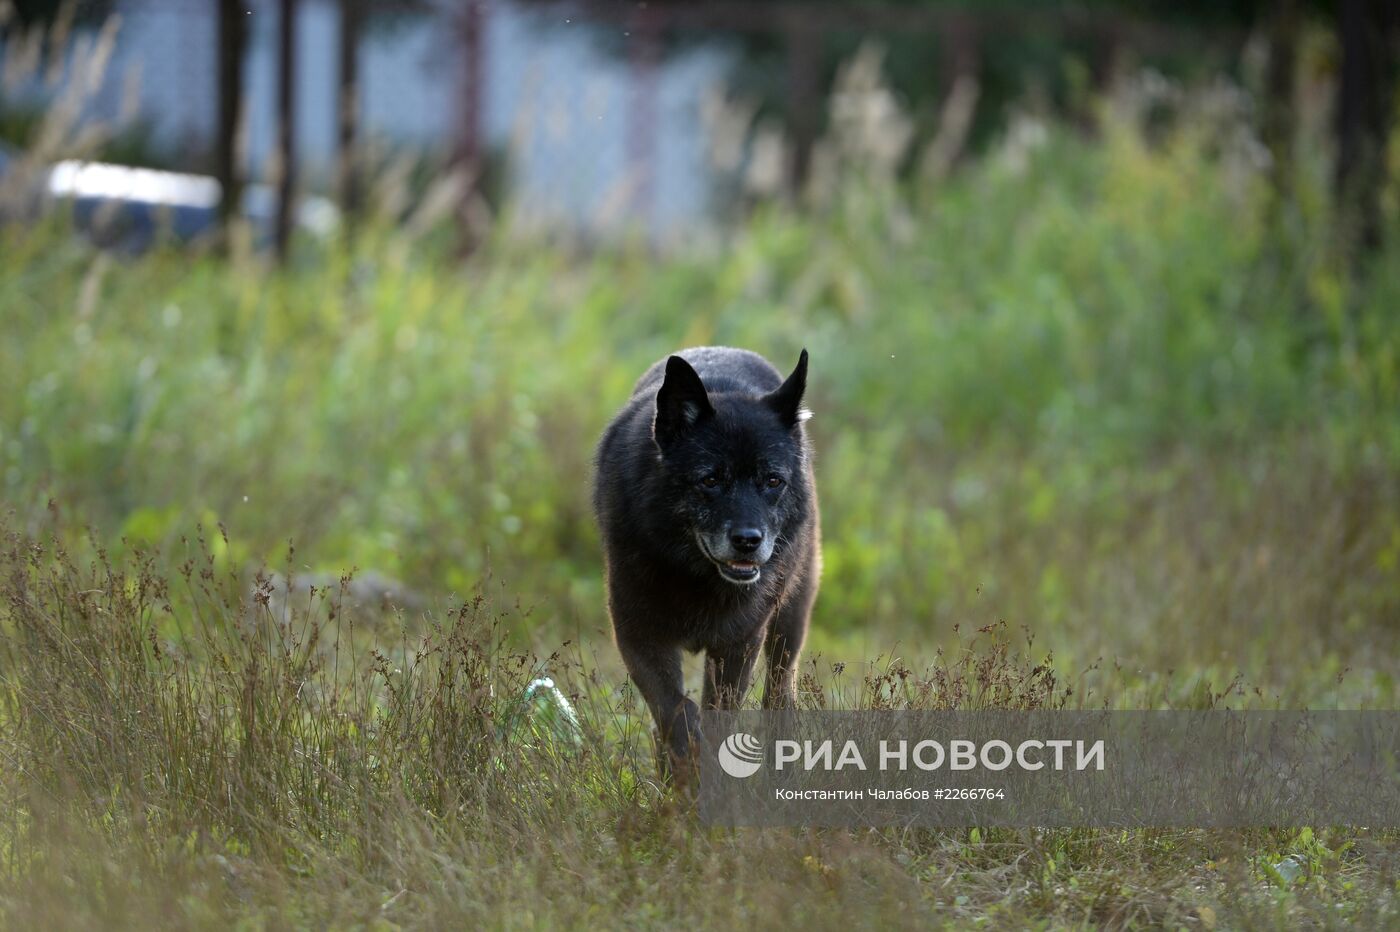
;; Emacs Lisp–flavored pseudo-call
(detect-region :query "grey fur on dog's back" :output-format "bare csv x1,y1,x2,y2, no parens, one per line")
593,345,820,778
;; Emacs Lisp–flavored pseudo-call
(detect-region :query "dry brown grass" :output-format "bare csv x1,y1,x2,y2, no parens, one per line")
1,518,1396,930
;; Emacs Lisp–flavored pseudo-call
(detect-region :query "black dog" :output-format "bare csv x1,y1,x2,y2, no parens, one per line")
593,347,820,774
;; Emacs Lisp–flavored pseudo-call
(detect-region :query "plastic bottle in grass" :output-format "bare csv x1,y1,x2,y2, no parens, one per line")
508,676,583,750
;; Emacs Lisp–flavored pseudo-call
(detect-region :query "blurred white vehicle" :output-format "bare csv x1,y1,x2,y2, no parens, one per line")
1,144,338,251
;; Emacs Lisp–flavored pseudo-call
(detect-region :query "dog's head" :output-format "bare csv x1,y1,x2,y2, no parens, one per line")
652,351,810,585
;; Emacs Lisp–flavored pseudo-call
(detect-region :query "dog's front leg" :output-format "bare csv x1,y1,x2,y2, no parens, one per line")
763,545,819,709
616,634,699,780
702,635,764,711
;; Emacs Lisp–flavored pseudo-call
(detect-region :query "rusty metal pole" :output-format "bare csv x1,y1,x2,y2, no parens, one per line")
454,0,487,251
783,12,818,200
275,0,298,263
337,0,362,227
626,4,660,231
461,5,486,192
215,0,247,233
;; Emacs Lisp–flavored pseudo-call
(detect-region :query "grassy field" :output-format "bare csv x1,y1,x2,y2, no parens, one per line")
2,99,1400,927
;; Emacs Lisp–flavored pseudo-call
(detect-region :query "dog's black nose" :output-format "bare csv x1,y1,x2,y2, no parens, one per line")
730,528,764,553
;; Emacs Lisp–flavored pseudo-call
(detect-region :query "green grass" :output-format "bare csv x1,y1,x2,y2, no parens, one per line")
2,104,1400,927
0,526,1396,929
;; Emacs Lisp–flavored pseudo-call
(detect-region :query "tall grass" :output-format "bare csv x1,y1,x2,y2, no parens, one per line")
1,521,1395,928
3,100,1399,681
3,18,1400,926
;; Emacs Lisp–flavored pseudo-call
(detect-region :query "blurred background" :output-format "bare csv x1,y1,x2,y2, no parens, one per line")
3,0,1395,244
2,0,1399,700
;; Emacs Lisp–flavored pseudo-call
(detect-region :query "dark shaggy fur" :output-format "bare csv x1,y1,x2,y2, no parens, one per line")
593,346,821,773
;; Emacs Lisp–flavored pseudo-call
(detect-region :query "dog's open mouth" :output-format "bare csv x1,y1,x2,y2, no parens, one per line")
718,560,761,584
696,533,764,584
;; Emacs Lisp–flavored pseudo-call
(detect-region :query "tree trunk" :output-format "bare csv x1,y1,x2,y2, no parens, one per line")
1263,0,1298,198
1335,0,1399,255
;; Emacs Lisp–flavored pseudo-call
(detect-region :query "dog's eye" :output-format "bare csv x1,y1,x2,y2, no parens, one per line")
699,475,720,489
765,475,785,489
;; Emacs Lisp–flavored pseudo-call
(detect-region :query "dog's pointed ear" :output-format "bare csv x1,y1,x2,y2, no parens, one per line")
654,355,714,448
765,349,810,429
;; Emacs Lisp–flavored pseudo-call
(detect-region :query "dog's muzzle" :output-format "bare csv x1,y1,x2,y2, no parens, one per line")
696,531,772,585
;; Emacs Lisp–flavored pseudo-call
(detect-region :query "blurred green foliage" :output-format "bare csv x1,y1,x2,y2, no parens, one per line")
2,107,1398,683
